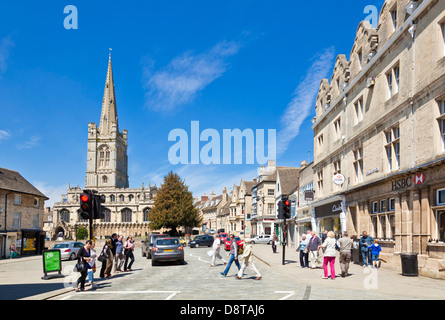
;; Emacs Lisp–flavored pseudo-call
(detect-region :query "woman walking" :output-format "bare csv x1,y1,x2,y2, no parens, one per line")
220,234,241,277
319,231,337,279
103,239,114,278
299,235,309,268
76,240,93,292
124,236,135,271
87,241,97,289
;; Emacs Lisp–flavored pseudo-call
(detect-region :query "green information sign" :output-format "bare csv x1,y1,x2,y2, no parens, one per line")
42,249,64,280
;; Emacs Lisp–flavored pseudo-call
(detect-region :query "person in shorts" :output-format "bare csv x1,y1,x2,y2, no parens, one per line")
369,239,382,268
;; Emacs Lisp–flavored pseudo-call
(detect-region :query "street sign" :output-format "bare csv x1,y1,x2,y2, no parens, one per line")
333,173,345,185
41,249,64,280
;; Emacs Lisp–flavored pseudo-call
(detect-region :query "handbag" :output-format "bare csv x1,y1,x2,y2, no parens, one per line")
74,260,86,273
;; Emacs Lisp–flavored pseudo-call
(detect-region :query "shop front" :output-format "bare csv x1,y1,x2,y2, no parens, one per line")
344,158,445,279
19,229,46,256
313,196,346,239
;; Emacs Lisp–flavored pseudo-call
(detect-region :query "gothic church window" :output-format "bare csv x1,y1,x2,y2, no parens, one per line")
121,208,132,222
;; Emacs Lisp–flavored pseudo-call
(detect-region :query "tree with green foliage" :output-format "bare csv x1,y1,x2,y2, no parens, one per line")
149,171,201,235
76,226,88,240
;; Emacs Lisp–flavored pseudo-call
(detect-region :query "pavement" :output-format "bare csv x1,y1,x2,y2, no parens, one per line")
0,241,444,300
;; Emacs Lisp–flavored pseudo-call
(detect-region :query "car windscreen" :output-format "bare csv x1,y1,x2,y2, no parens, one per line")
53,244,69,248
155,239,180,246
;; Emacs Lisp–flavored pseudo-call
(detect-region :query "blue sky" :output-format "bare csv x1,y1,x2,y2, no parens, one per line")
0,0,384,207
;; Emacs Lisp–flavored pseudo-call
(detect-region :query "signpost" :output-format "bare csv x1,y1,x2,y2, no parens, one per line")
41,249,64,280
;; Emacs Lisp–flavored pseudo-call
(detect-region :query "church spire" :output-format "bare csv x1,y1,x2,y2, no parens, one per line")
99,50,119,135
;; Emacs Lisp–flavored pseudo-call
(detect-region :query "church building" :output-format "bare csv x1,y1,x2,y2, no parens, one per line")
51,54,157,240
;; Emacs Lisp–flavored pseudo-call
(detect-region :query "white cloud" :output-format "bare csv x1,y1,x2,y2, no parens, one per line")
0,130,10,142
0,36,14,75
176,164,258,198
17,135,41,149
277,47,335,155
143,40,240,112
33,181,68,209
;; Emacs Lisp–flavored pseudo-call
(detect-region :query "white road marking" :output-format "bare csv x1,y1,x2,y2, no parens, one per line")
275,291,295,300
69,290,181,300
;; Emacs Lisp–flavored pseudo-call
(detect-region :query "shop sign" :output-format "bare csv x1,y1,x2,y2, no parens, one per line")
315,200,343,218
391,173,426,190
304,190,314,201
332,173,345,185
41,249,64,280
414,173,426,185
391,177,412,191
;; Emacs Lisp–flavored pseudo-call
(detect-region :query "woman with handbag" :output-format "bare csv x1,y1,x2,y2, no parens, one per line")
76,240,93,292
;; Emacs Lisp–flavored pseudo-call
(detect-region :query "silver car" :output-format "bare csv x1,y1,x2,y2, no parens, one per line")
249,235,273,245
151,237,185,266
52,241,85,260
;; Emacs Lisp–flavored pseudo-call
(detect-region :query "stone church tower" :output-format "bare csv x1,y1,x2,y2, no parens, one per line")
85,53,129,189
51,53,157,240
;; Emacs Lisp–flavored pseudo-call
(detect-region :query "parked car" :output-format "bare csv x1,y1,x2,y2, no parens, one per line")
249,234,273,245
218,233,229,244
224,236,244,251
189,235,214,248
151,237,185,266
142,233,170,259
52,241,85,260
207,229,216,235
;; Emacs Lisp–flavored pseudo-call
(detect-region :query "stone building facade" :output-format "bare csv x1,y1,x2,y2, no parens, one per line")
51,54,157,240
0,168,48,258
312,0,445,278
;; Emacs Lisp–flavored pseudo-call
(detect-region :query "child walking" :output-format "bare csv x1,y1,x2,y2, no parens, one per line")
369,239,382,268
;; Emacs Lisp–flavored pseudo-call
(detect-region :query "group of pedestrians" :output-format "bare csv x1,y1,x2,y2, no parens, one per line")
297,229,382,280
75,233,136,292
210,234,262,280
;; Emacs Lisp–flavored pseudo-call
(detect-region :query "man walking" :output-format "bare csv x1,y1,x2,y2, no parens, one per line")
359,231,374,267
236,243,262,280
210,234,227,267
114,235,125,272
337,231,353,277
308,231,321,269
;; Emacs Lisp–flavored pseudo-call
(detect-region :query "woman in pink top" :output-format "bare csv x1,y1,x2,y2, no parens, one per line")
123,236,135,271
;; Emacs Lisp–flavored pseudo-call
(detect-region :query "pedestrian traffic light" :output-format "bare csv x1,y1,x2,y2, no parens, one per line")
93,194,105,220
80,192,93,219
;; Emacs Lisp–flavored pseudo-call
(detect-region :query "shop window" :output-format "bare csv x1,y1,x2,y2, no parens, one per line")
438,211,445,242
372,202,378,213
389,198,395,211
380,215,387,239
389,214,395,240
379,199,386,212
437,188,445,206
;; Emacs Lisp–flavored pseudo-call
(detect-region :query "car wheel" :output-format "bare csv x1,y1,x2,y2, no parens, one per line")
178,259,185,265
250,241,255,244
69,252,76,260
152,259,158,266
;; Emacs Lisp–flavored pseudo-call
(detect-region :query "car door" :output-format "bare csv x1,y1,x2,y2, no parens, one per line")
205,235,213,246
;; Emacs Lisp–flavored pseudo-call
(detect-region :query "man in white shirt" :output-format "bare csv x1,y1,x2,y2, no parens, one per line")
210,234,227,267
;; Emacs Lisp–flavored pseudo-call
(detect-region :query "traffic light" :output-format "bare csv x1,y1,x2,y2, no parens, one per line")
283,197,291,219
277,200,284,220
80,192,93,219
93,194,105,220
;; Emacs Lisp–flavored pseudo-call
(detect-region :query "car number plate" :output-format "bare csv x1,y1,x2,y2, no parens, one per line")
164,249,174,252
